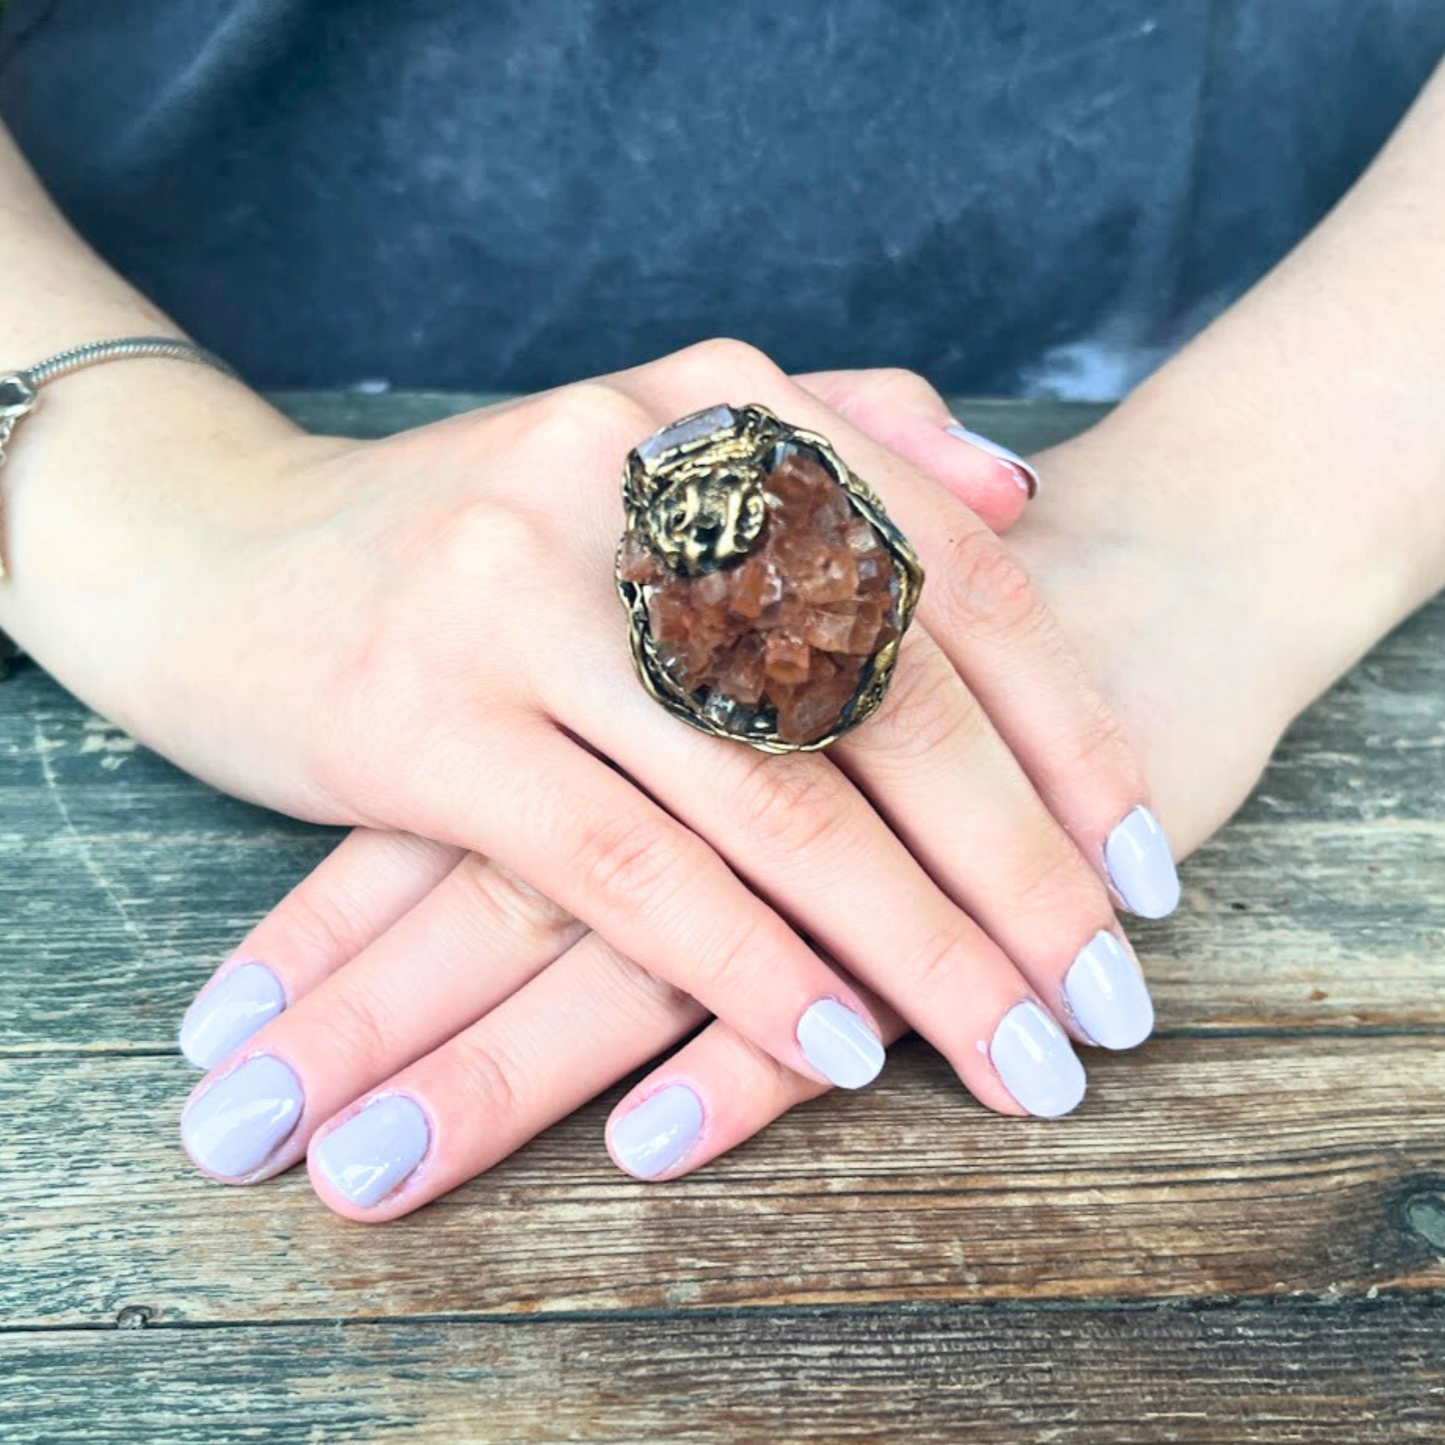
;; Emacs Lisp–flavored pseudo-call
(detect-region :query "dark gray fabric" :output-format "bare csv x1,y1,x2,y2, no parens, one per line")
1,1,1442,397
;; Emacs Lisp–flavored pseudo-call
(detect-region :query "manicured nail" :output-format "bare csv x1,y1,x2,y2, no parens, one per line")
611,1084,704,1179
796,999,885,1089
989,1001,1087,1117
181,1055,303,1180
1105,805,1181,919
945,423,1040,496
1065,931,1154,1050
178,961,286,1069
314,1094,430,1207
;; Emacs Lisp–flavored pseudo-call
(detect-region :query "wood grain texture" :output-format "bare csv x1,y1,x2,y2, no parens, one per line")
3,1300,1442,1445
3,1038,1442,1328
0,669,338,1052
1,393,1441,1441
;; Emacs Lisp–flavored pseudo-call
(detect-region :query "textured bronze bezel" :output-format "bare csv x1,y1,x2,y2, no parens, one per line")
615,401,925,753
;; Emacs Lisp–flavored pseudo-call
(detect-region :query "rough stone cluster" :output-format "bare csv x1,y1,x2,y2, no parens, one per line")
619,446,902,745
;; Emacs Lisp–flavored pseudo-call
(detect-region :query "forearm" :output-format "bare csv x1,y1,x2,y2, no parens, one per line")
1020,59,1445,850
0,123,305,729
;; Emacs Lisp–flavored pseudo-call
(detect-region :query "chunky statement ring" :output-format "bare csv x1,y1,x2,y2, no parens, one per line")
616,402,924,752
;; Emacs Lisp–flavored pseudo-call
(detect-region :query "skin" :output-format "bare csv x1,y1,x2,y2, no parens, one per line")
5,58,1445,1219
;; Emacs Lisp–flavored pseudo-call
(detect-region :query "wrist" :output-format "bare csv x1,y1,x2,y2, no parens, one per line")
1104,359,1434,706
0,357,325,733
1021,348,1442,857
1021,63,1445,862
1014,408,1325,855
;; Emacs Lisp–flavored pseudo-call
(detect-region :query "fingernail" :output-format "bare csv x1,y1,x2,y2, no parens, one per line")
178,961,286,1069
945,423,1040,497
796,998,885,1089
1064,931,1154,1050
989,1001,1087,1117
611,1084,704,1179
181,1055,303,1180
1105,805,1181,919
314,1094,430,1207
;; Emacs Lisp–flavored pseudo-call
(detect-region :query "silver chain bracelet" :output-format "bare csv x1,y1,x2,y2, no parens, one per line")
0,336,236,580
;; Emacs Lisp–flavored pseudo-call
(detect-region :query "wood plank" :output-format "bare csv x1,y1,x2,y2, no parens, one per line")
2,1300,1442,1444
2,1037,1442,1328
0,670,338,1052
1,390,1440,1437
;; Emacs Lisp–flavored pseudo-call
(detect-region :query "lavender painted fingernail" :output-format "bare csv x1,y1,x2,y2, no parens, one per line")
314,1094,430,1207
181,1055,303,1180
989,1001,1087,1117
611,1084,704,1179
797,999,885,1089
1105,805,1181,919
1065,931,1155,1050
945,423,1040,496
178,961,286,1069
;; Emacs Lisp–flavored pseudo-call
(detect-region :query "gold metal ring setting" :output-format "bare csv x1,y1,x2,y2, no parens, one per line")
616,402,924,753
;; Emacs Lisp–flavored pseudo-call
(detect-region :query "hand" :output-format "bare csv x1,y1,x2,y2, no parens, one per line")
160,345,1170,1211
180,363,1321,1219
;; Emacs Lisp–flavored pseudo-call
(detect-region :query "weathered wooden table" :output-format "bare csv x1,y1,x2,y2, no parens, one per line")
2,395,1442,1443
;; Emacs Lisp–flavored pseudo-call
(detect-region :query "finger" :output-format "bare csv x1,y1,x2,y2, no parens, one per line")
178,851,587,1184
400,722,890,1093
607,973,903,1181
306,931,709,1221
555,669,1086,1119
834,627,1154,1051
177,827,463,1069
907,495,1179,918
794,367,1036,530
609,1021,848,1181
609,340,1178,917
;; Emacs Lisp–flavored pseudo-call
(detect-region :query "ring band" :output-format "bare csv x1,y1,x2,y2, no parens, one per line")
616,402,924,752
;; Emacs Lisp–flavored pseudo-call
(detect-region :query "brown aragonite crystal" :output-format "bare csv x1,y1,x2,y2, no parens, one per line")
619,446,903,745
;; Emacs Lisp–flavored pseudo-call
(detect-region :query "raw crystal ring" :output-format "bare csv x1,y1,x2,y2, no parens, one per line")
615,402,925,752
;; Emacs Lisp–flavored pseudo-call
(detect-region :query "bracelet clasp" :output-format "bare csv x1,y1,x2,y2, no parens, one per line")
0,372,38,424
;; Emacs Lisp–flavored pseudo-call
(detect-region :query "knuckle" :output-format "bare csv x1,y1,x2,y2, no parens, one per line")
1065,695,1140,785
668,336,784,389
450,1035,526,1121
316,986,394,1078
483,497,552,558
858,365,945,411
573,812,700,915
866,643,980,760
506,383,654,492
935,528,1044,638
732,753,851,856
451,854,577,944
273,885,364,968
592,941,698,1021
903,923,976,1003
733,1028,812,1101
438,497,549,581
347,497,549,648
1008,841,1109,925
529,379,654,456
363,426,553,580
687,912,769,999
